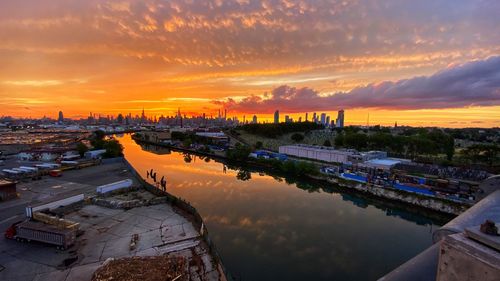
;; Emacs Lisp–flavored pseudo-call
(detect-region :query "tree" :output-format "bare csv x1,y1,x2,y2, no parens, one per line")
323,140,332,147
334,133,344,147
182,138,192,148
93,130,105,141
343,132,368,150
76,142,88,157
236,169,252,181
226,143,252,161
291,133,304,142
103,140,123,158
255,141,263,149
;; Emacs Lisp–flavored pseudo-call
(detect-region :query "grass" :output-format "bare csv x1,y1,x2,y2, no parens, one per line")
236,129,337,151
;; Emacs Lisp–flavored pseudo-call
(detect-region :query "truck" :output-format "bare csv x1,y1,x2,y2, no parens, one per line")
5,220,76,250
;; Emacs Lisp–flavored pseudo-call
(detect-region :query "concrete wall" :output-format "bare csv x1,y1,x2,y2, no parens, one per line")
437,233,500,281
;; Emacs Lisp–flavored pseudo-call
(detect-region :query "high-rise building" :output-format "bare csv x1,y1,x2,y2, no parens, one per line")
285,115,291,123
326,116,330,126
312,112,317,123
336,109,345,128
274,110,280,124
58,111,64,123
305,112,308,122
252,115,258,124
320,113,326,125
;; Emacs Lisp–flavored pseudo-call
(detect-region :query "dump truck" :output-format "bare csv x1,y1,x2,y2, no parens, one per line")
5,220,76,250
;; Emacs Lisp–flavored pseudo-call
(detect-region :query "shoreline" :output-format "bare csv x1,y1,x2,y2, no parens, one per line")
121,156,231,281
131,135,469,216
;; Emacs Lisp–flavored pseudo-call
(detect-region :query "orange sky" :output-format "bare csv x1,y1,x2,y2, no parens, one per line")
0,0,499,127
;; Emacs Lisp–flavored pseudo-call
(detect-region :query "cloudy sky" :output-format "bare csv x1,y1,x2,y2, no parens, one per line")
0,0,499,126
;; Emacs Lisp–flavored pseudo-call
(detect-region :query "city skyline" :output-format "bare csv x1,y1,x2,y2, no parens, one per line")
1,0,499,127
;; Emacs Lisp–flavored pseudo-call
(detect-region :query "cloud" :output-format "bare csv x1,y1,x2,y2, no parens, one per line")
215,56,500,112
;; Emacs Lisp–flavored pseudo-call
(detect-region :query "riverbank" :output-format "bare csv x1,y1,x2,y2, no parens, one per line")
132,135,470,216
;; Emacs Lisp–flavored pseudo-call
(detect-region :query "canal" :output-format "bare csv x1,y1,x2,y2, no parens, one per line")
118,134,447,281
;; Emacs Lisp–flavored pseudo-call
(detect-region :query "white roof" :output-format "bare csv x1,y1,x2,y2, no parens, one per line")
365,158,401,166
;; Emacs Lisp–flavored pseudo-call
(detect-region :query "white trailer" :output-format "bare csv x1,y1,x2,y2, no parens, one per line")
96,179,133,194
60,161,78,166
14,167,34,173
2,169,21,175
20,166,38,172
25,193,84,218
11,168,28,173
35,163,61,169
84,149,106,159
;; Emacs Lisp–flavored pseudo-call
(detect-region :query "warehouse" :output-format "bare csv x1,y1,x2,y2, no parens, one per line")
278,144,357,164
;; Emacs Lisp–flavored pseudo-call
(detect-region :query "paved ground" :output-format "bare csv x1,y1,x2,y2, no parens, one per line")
0,162,139,231
0,161,221,281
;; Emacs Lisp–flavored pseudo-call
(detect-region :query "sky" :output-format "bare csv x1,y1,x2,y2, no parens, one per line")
0,0,499,127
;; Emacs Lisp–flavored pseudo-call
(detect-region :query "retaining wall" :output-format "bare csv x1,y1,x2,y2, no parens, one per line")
121,157,230,281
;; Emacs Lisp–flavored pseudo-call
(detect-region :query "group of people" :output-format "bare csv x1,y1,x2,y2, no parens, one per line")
146,168,167,191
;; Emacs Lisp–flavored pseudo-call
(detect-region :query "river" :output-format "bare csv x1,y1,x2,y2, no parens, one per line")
118,134,446,281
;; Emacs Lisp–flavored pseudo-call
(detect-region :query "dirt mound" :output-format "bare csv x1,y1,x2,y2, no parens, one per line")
92,256,188,281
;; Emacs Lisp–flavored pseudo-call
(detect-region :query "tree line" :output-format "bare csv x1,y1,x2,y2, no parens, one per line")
335,129,455,160
238,121,324,138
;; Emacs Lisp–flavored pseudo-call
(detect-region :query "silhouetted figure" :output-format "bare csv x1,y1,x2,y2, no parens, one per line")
146,171,150,178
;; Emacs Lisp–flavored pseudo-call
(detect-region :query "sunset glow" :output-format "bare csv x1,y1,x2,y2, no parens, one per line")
1,0,499,127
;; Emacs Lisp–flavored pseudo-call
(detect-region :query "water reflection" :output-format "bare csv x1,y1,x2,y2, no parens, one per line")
119,134,447,281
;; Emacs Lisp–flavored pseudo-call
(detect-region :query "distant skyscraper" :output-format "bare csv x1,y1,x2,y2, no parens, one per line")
285,115,291,123
274,110,280,124
58,111,64,123
320,113,326,125
313,112,317,123
298,117,302,122
336,109,345,128
305,112,308,122
326,116,330,126
252,115,257,124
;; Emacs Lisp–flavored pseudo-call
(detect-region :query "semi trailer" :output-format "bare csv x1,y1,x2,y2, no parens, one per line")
5,220,76,250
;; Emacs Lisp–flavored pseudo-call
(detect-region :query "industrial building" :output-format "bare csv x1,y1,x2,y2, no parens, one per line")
279,144,357,164
278,144,397,166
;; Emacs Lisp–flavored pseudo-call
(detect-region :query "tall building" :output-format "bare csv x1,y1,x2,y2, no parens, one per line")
58,111,64,123
141,108,146,123
326,116,330,126
305,112,308,122
285,115,291,123
320,113,326,125
252,115,258,124
313,112,317,123
274,110,280,124
336,109,345,128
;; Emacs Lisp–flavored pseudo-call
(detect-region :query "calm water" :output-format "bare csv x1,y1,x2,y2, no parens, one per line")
118,134,446,281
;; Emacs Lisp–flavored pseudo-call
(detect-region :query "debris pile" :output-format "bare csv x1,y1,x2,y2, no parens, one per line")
92,256,188,281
